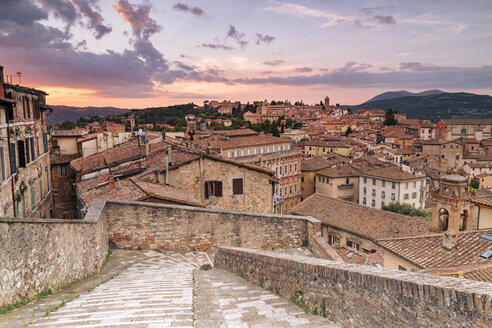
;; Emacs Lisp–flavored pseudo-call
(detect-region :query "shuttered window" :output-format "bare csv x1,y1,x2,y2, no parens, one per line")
205,181,222,198
232,178,243,195
10,143,16,173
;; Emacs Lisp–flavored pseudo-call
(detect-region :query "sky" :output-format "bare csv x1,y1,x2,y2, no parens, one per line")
0,0,491,108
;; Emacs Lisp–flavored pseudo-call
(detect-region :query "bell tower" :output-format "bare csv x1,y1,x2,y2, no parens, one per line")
324,96,330,107
430,169,474,232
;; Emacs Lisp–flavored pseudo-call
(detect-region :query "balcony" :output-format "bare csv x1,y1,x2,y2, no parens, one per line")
338,183,354,189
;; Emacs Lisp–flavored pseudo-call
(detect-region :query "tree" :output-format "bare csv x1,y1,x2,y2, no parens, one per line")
271,100,277,105
384,108,398,126
345,126,352,136
281,123,285,133
382,202,431,221
470,179,479,189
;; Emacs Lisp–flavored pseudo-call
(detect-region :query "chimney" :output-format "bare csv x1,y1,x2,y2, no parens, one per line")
442,230,457,251
0,66,4,83
167,146,172,164
108,174,115,190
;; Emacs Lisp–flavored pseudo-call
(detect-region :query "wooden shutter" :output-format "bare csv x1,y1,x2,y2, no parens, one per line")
216,181,222,197
233,178,243,195
30,138,35,161
17,140,26,168
204,181,209,199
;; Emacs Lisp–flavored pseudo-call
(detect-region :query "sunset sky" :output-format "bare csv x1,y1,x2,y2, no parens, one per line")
0,0,491,108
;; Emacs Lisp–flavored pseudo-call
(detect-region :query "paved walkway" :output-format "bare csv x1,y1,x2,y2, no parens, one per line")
3,250,338,328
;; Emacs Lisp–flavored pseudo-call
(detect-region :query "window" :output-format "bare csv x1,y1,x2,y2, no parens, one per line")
398,265,407,271
294,184,297,193
461,128,466,136
327,235,340,245
318,175,321,182
364,177,367,183
371,200,375,207
372,178,376,186
284,165,288,174
289,185,292,194
372,189,376,196
381,191,385,198
232,178,243,195
290,164,292,173
346,240,360,251
404,194,409,200
17,140,26,168
57,165,68,177
456,155,460,160
363,187,367,194
279,166,282,175
46,168,50,190
346,178,350,184
39,179,43,199
412,192,417,199
382,180,385,187
204,181,222,198
391,193,395,200
294,163,297,172
26,138,30,164
362,197,366,204
9,143,16,173
30,137,35,161
43,133,48,153
301,176,304,182
392,182,395,189
284,186,288,195
413,181,417,188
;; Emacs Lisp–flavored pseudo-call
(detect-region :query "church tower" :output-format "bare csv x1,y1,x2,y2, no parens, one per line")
430,169,474,232
324,96,330,108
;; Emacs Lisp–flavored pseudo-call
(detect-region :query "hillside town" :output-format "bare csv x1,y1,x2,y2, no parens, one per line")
1,64,492,327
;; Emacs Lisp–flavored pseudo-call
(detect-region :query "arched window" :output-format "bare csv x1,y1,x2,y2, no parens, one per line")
439,208,449,231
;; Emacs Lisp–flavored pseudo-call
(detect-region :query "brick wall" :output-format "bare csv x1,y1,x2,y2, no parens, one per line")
215,247,492,328
0,200,108,307
105,200,319,251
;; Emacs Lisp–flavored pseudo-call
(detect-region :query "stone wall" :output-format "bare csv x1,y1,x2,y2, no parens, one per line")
0,200,108,307
105,200,319,251
215,247,492,328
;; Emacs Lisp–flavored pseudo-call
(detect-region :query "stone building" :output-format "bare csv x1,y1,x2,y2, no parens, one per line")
304,140,354,158
71,136,276,215
0,65,52,218
436,119,492,141
292,194,430,254
315,165,360,203
195,129,301,213
358,165,427,210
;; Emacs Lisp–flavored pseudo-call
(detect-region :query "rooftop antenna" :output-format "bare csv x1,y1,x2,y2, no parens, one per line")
16,72,21,84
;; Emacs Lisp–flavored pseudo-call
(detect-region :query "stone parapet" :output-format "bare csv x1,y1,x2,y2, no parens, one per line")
0,198,108,307
215,246,492,328
104,200,319,251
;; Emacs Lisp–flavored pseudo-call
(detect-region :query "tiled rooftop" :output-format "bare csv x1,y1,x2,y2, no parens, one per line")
377,230,492,269
292,194,430,240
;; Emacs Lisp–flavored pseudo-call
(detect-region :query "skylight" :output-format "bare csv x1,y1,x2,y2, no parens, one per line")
480,233,492,242
480,250,492,259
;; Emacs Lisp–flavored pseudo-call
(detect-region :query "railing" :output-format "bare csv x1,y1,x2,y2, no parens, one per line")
338,183,354,189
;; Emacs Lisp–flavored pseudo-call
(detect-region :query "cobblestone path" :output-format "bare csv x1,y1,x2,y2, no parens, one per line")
25,250,338,328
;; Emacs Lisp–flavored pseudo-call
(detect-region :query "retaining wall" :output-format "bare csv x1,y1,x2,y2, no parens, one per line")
215,246,492,328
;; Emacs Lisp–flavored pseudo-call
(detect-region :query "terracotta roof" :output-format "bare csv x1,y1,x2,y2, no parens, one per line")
51,153,80,165
360,165,424,181
301,157,334,172
292,194,431,241
195,133,290,150
337,247,384,267
452,137,480,144
317,165,360,178
305,140,352,148
377,230,492,269
442,119,492,125
52,129,86,137
472,196,492,208
76,134,98,143
216,129,258,137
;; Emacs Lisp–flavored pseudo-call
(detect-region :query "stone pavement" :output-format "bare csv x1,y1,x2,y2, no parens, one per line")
2,249,338,328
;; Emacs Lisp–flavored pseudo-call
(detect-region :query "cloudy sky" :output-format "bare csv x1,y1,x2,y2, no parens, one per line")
0,0,491,107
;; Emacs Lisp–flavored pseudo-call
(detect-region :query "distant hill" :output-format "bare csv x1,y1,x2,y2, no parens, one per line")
363,89,444,103
47,105,130,124
350,92,492,120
